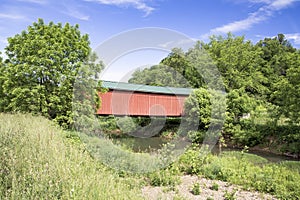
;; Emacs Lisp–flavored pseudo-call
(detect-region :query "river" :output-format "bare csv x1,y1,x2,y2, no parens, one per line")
113,136,299,162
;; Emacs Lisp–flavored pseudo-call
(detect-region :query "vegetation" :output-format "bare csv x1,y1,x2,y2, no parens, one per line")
210,182,219,191
129,33,300,155
0,18,299,199
0,113,143,199
0,19,102,128
1,114,300,199
176,146,300,199
191,182,201,195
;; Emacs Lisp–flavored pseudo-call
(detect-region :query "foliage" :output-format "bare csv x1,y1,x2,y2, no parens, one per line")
204,33,267,95
129,45,212,88
148,168,180,187
0,19,102,128
272,55,300,124
210,182,219,191
129,63,190,87
72,52,104,132
224,189,237,200
125,33,300,154
184,88,212,130
176,146,300,199
191,182,201,195
0,113,143,199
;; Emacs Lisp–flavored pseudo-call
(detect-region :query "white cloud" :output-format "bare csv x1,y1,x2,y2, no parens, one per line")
85,0,154,16
207,0,296,35
17,0,48,4
0,13,25,20
269,0,295,10
63,8,90,21
285,33,300,44
248,0,272,3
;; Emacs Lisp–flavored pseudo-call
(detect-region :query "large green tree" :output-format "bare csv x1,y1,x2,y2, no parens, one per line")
256,34,296,102
272,51,300,124
204,33,267,96
129,48,192,87
129,44,212,88
0,19,98,127
128,64,190,87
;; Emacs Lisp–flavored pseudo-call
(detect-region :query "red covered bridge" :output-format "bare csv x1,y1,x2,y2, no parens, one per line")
97,81,192,117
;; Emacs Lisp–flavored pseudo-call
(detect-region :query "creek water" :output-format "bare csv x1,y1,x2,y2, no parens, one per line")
113,136,299,162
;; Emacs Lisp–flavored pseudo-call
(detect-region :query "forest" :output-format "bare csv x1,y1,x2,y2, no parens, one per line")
0,19,299,199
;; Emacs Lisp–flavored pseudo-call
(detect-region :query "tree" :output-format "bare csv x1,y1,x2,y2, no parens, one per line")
0,19,98,127
129,48,192,88
128,64,189,87
256,34,296,103
129,45,210,88
272,51,300,124
204,33,267,97
184,88,212,130
183,88,226,143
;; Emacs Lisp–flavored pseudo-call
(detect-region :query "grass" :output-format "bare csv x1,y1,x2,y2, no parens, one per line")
177,146,300,199
1,113,300,200
0,113,143,199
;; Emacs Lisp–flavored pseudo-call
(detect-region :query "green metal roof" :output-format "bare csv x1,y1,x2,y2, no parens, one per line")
102,81,192,96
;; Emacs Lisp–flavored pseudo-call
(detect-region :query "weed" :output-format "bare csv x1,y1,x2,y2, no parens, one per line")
210,182,219,191
191,182,201,195
224,189,237,200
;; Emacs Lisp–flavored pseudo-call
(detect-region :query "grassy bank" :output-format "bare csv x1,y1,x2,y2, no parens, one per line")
0,113,143,199
1,113,299,199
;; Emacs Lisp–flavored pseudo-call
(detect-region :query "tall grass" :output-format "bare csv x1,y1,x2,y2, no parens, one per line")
0,113,143,199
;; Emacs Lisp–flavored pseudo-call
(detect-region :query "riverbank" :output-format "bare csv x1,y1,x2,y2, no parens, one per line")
142,175,277,200
1,114,299,199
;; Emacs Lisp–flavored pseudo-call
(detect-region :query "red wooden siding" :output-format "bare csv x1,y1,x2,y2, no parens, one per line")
97,90,188,116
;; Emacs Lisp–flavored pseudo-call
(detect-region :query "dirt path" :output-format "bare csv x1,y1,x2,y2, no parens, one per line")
142,175,277,200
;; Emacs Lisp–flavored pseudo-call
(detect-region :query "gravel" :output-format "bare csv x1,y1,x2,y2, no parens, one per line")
142,175,277,200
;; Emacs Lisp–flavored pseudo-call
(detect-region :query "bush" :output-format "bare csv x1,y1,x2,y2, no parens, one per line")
178,145,215,174
188,130,206,143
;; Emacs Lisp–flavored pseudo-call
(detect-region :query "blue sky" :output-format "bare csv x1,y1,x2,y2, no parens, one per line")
0,0,300,81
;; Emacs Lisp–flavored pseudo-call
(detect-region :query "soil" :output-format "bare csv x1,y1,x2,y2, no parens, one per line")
142,175,277,200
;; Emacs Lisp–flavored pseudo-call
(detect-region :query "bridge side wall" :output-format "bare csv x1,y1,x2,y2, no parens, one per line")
97,90,188,116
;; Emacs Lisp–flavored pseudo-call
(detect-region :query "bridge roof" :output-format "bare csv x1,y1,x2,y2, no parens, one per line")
102,81,192,96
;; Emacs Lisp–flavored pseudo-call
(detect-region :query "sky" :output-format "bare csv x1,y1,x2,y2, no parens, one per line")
0,0,300,81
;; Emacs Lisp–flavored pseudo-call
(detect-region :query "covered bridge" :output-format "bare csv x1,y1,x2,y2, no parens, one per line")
97,81,192,117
